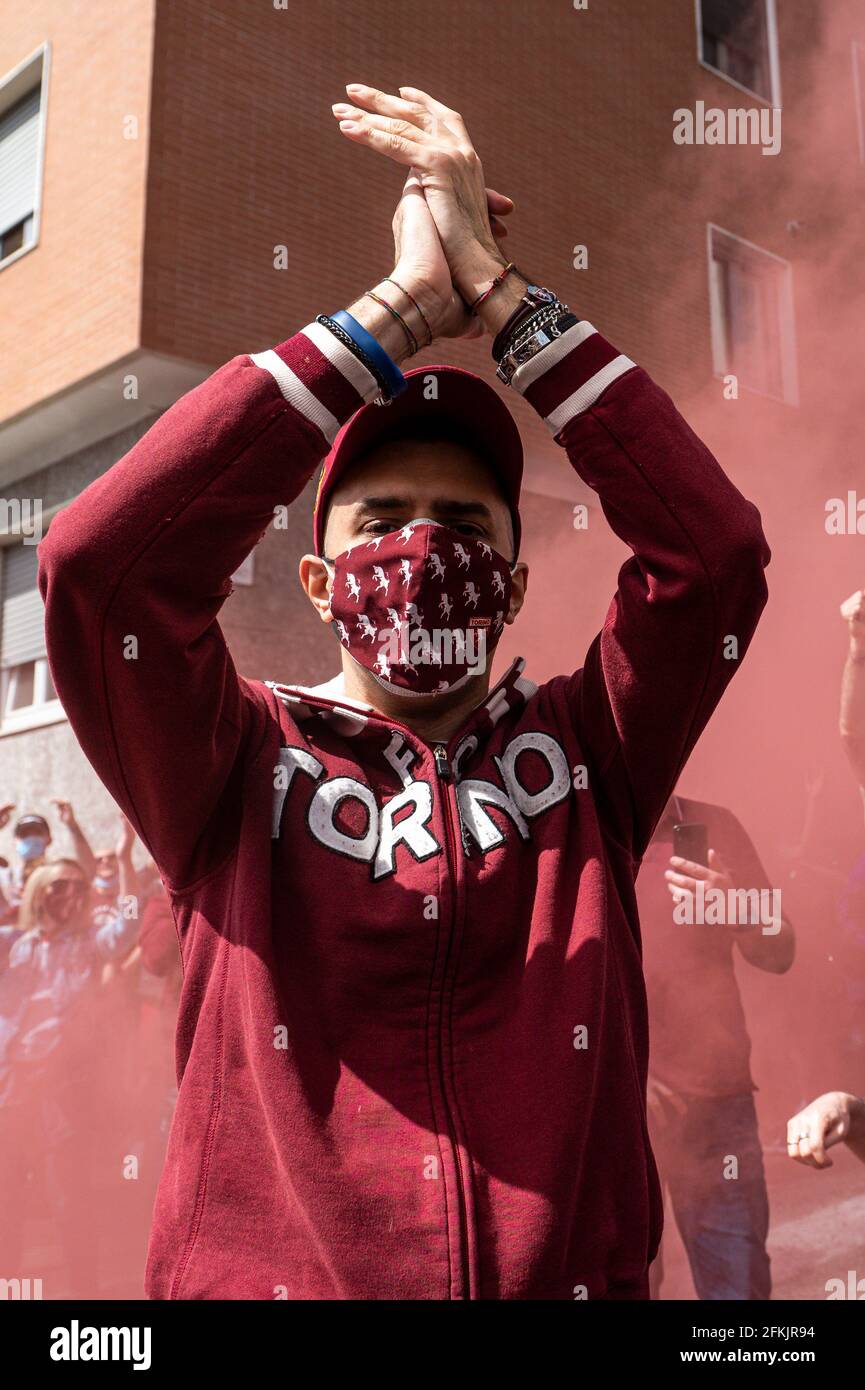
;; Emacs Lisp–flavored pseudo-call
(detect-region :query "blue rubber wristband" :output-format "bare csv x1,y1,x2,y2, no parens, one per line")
331,310,407,398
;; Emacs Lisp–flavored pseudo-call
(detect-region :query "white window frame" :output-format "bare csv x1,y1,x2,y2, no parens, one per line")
0,41,51,274
695,0,782,108
0,656,64,735
706,222,799,407
0,520,66,737
853,41,865,166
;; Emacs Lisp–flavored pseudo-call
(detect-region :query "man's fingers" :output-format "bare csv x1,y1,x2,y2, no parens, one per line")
668,856,711,879
806,1118,828,1166
398,85,471,142
333,107,428,145
786,1110,832,1167
335,116,429,168
841,590,865,621
486,187,515,213
398,85,463,121
664,869,699,891
485,190,512,236
343,83,432,133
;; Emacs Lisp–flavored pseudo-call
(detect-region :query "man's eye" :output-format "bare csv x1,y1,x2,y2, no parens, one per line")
364,520,402,535
452,522,484,537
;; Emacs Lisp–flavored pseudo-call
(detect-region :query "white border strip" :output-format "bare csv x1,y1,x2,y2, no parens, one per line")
510,320,598,395
545,356,635,436
249,349,341,443
302,319,380,402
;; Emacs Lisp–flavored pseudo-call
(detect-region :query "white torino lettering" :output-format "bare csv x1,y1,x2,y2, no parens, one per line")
373,781,438,880
273,730,574,868
457,780,529,852
382,731,418,787
273,746,324,837
495,732,571,818
307,776,380,861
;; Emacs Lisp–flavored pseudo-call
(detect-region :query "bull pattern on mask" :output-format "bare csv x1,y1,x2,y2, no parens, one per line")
327,520,513,696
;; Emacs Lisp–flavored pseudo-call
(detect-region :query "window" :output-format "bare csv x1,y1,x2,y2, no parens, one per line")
707,225,798,405
0,45,50,271
697,0,780,105
854,42,865,165
0,540,62,732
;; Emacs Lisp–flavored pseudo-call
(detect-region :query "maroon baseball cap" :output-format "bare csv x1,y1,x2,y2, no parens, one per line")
313,363,524,558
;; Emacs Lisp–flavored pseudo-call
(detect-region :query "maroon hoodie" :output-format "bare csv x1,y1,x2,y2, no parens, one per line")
38,318,769,1300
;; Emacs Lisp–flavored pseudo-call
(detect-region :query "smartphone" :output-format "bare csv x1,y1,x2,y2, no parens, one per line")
672,821,709,868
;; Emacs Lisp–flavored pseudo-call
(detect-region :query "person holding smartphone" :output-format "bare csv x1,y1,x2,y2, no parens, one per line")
636,792,794,1300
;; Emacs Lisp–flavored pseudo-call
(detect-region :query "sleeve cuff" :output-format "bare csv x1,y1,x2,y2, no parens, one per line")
510,320,637,438
248,321,381,446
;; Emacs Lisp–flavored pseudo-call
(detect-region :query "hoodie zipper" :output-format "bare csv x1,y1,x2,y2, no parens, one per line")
269,681,510,1297
432,741,473,1299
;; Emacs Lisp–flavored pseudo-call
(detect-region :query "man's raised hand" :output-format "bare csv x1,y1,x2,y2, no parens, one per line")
390,170,484,343
332,84,514,302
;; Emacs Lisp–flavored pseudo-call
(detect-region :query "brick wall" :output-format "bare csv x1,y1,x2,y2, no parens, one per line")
0,0,155,421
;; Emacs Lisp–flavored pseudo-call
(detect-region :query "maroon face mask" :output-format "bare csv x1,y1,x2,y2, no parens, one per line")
326,520,513,697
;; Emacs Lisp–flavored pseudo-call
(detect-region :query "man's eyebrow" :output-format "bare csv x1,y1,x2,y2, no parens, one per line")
354,496,494,518
353,496,412,512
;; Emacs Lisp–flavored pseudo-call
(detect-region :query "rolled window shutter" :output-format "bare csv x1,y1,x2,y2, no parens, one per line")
0,542,45,668
0,88,40,239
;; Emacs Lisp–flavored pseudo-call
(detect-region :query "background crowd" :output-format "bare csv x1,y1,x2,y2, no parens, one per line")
0,799,180,1296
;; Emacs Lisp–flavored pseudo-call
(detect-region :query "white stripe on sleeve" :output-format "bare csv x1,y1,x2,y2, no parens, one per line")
510,320,598,395
249,349,342,444
544,355,636,436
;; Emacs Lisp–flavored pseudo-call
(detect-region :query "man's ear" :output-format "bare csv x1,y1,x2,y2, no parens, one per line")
299,554,334,624
505,562,528,625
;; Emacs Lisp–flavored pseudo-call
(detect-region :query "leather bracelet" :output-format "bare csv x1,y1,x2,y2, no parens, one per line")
316,314,391,397
492,304,539,361
500,301,565,359
496,309,580,387
492,285,560,360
